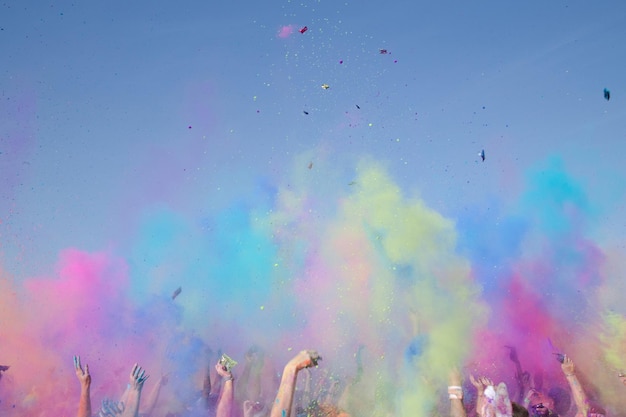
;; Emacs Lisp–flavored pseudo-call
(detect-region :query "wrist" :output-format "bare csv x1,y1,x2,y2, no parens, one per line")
448,385,463,400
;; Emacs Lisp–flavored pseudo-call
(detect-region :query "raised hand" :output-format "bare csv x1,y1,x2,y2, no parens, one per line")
560,355,575,376
243,400,265,417
469,375,493,393
128,363,149,389
99,398,125,416
288,350,321,371
74,355,91,388
74,355,93,417
216,362,234,380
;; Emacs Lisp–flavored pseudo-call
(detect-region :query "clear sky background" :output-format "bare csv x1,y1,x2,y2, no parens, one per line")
2,1,626,416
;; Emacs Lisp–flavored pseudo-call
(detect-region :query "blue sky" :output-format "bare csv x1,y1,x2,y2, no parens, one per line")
2,2,625,269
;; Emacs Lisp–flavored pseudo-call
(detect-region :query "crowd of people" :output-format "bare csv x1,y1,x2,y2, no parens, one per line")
2,347,626,417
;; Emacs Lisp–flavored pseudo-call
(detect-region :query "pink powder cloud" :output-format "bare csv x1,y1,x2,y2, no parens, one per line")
277,25,295,38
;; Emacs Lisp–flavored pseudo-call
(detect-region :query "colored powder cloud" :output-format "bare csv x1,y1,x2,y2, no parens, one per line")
277,25,295,38
1,154,626,416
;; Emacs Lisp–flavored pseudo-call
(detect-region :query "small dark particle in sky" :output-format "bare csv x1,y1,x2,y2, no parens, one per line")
356,104,360,109
299,26,308,34
172,286,182,300
303,110,309,115
339,60,343,64
188,125,192,129
604,88,610,101
482,106,486,109
394,60,397,63
379,49,388,54
256,110,260,113
479,149,485,161
348,181,357,186
308,162,313,169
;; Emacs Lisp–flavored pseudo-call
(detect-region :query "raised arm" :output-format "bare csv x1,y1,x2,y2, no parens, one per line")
469,375,492,417
560,355,589,417
141,373,168,417
448,368,466,417
505,346,530,404
270,350,321,417
121,363,149,417
74,355,92,417
215,362,235,417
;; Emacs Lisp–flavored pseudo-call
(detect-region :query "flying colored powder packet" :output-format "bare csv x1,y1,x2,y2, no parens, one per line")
219,354,238,371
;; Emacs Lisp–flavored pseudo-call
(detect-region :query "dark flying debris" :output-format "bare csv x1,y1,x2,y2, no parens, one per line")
299,26,308,34
379,49,388,54
479,149,485,161
172,286,182,300
303,110,309,115
308,162,313,169
553,353,566,364
355,104,360,109
604,88,610,101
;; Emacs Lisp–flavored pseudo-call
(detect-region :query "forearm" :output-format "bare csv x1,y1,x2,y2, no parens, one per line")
121,389,143,417
271,366,298,417
448,384,465,417
141,382,163,417
475,394,486,417
450,399,466,417
217,378,235,417
565,374,589,416
77,387,92,417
